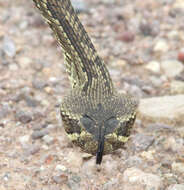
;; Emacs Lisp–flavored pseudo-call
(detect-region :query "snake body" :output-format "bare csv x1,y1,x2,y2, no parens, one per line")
32,0,138,164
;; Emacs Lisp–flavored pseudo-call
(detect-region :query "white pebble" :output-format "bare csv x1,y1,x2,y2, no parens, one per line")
55,164,67,172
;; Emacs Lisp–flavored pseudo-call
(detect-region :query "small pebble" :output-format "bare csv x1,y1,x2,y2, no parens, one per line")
167,30,180,40
32,60,45,71
126,84,143,98
67,175,81,189
141,85,154,94
19,135,30,145
31,14,45,27
161,60,184,77
47,124,56,130
44,86,53,94
121,76,147,88
116,59,127,67
24,95,39,107
141,150,155,160
82,153,93,160
24,144,40,156
117,31,135,43
124,156,143,168
154,39,169,53
132,134,154,151
42,135,54,145
3,172,11,181
70,175,81,183
42,144,49,150
0,104,10,119
16,111,32,124
55,165,67,172
139,20,153,36
2,36,16,57
170,80,184,94
32,123,47,131
31,129,49,139
177,49,184,63
149,76,163,87
19,57,32,69
32,79,47,89
145,61,160,73
9,63,18,71
19,20,28,30
53,173,68,184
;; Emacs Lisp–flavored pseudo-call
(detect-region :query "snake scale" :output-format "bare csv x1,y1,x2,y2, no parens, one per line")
32,0,138,164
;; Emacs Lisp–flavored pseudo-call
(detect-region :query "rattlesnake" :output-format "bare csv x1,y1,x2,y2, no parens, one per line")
32,0,138,164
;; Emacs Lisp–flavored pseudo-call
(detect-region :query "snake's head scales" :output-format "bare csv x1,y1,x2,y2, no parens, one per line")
61,91,138,164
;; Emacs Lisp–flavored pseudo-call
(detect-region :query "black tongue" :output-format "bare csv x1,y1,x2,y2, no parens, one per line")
96,136,104,164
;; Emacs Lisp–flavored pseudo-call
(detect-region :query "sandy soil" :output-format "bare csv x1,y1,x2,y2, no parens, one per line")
0,0,184,189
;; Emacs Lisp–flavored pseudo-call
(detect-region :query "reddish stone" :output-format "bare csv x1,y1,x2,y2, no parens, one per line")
116,31,135,43
178,49,184,63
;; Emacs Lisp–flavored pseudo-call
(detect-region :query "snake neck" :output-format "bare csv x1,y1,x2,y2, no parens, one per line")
33,0,114,96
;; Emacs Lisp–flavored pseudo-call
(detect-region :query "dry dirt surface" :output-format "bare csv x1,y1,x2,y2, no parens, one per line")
0,0,184,189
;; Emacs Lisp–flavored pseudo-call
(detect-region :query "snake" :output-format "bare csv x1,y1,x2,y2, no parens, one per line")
32,0,138,164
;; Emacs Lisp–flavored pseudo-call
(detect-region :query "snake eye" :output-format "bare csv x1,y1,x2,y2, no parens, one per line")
80,115,96,134
104,117,119,135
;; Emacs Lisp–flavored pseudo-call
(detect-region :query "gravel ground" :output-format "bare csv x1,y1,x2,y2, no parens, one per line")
0,0,184,189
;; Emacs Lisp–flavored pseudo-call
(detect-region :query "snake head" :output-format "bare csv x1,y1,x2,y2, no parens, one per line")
61,91,138,164
79,100,137,164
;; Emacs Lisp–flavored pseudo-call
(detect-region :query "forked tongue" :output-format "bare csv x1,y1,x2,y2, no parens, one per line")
96,126,105,164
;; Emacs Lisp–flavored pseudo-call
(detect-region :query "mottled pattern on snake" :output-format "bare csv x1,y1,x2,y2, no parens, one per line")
32,0,138,164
